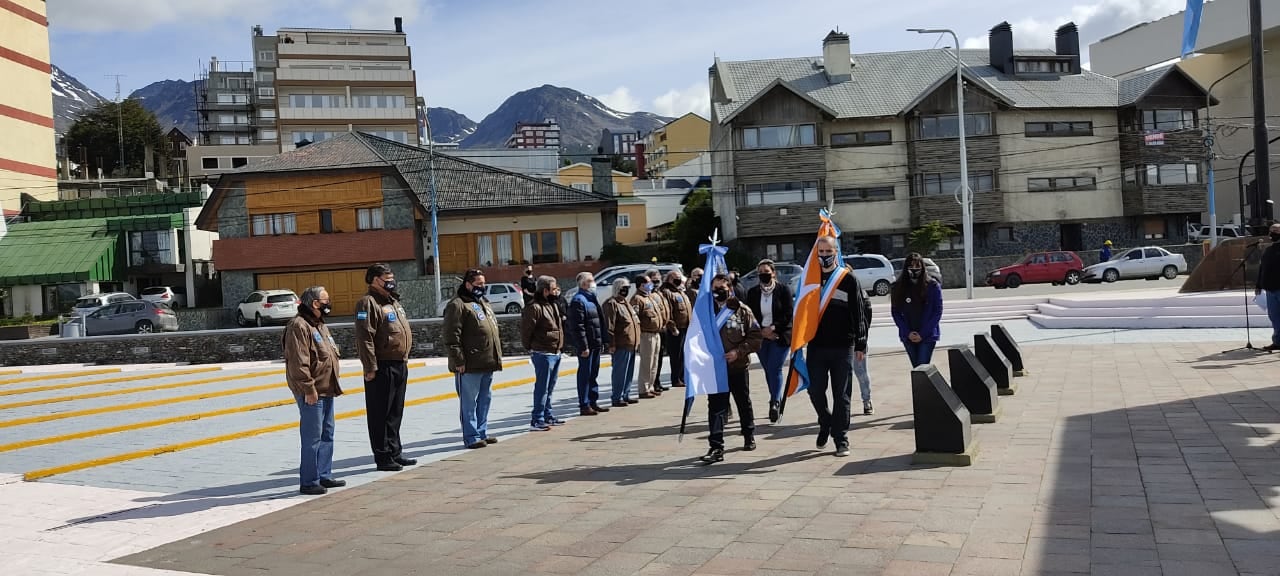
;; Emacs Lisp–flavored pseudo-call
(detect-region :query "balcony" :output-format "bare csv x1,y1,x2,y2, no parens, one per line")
277,107,417,121
736,201,828,238
274,68,414,84
910,191,1004,227
1122,183,1207,216
199,123,255,133
277,43,410,60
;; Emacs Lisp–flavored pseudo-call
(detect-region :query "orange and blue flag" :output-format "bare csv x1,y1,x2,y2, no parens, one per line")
780,208,850,414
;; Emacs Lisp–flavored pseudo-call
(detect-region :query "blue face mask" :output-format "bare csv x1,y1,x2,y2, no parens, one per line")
642,282,654,293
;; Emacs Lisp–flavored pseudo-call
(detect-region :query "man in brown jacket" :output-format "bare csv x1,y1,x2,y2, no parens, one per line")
701,274,763,463
660,270,691,388
520,275,564,431
630,274,664,398
355,263,413,472
443,269,504,449
284,286,345,494
647,268,672,393
603,277,640,407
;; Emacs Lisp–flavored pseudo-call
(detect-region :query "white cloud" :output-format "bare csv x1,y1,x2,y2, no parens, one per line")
597,86,641,113
960,0,1185,50
323,0,429,30
48,0,263,32
652,83,711,119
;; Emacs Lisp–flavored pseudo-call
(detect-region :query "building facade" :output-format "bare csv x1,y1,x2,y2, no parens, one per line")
559,160,646,244
505,118,561,149
710,24,1212,261
641,113,711,179
0,0,55,206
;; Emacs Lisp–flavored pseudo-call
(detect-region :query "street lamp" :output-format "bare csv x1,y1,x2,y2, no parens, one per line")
1205,56,1260,248
909,28,972,299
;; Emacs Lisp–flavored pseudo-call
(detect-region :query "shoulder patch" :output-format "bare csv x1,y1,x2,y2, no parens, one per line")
356,311,369,320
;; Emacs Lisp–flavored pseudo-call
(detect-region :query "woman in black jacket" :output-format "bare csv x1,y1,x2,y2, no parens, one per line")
746,259,794,423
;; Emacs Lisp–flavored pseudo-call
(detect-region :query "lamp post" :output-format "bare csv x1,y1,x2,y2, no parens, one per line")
1205,58,1255,248
423,107,443,315
909,27,972,299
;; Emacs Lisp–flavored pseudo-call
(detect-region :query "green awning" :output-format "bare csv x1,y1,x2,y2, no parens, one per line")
106,213,184,232
0,219,118,286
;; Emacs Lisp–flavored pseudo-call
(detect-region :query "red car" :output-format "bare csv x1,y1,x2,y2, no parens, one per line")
986,251,1084,288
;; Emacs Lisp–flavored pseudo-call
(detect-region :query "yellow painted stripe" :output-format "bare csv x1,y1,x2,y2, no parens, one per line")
0,367,120,385
0,366,223,398
0,369,20,375
0,369,281,411
23,360,577,480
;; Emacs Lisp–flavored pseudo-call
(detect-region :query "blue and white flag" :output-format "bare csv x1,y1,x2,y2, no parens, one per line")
1182,0,1205,58
680,237,729,436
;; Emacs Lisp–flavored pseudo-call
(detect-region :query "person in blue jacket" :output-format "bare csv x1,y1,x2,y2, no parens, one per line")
890,252,944,367
568,271,609,415
1100,240,1113,262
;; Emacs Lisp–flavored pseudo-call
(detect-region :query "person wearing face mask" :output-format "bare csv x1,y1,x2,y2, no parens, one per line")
646,268,672,393
686,267,703,303
284,286,344,495
805,236,868,458
520,266,537,306
521,275,565,431
568,271,609,416
630,274,664,399
355,263,413,471
891,252,944,367
660,270,691,388
700,274,763,463
1255,223,1280,351
443,269,505,449
746,259,794,423
603,277,641,407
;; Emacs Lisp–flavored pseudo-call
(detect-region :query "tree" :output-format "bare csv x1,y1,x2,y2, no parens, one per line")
662,188,719,270
908,220,959,255
65,99,166,178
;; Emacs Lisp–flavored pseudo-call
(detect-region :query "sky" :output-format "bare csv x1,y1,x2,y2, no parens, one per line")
48,0,1188,122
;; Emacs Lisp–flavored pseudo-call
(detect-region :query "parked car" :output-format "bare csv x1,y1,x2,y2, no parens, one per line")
1188,223,1245,241
564,262,684,302
987,251,1085,289
140,286,186,308
890,257,943,283
1082,246,1188,283
76,300,179,335
236,289,300,327
72,292,137,317
739,263,805,291
435,282,525,316
845,254,896,296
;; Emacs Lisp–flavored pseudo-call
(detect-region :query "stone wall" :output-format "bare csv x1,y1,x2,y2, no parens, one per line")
0,313,534,367
176,307,238,331
219,270,256,311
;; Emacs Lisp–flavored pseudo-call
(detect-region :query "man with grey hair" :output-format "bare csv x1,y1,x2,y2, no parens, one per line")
603,276,640,407
521,275,565,431
568,271,608,415
646,268,672,392
686,267,703,303
660,270,691,388
283,286,344,495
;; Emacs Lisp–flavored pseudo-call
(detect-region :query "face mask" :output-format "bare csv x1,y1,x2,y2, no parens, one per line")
642,282,654,293
908,269,923,281
318,303,332,317
672,278,682,287
551,289,561,298
525,271,533,277
759,273,773,285
381,279,397,293
713,288,729,301
472,286,485,299
690,276,701,286
1271,233,1280,242
619,286,631,298
819,254,837,268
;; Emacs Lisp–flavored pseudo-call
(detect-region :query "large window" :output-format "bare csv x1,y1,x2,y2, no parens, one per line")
215,93,249,104
128,230,175,266
201,157,219,170
833,186,895,202
741,181,820,206
1141,109,1196,131
1145,163,1200,185
522,230,562,264
831,130,892,147
1025,121,1093,137
42,284,84,315
351,95,407,108
356,207,383,231
292,131,338,145
742,124,816,149
917,113,992,139
1026,176,1097,192
358,130,409,144
289,94,346,108
913,171,995,197
251,213,297,236
1015,59,1072,73
764,242,798,262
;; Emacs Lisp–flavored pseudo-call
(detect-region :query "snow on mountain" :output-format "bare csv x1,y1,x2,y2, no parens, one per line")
51,65,108,134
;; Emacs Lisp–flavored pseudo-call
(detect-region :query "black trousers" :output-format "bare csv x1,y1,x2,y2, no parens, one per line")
665,331,687,386
807,346,853,444
654,336,667,389
365,360,407,463
708,369,755,449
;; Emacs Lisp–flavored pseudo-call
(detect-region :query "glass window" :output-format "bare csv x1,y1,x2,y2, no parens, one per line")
496,234,513,265
1144,248,1164,258
490,284,508,295
357,207,383,231
319,209,334,233
1025,121,1093,136
1027,176,1097,191
260,109,276,119
1147,164,1199,185
258,87,275,99
477,235,494,266
617,213,631,228
561,230,578,261
997,227,1014,242
231,157,248,168
833,186,894,202
742,181,820,206
1141,109,1196,131
918,113,992,139
129,230,174,266
862,130,891,144
831,133,858,147
201,157,219,169
741,124,816,149
913,171,995,197
251,213,296,236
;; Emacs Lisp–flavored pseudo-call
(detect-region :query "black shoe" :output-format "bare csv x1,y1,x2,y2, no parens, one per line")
319,478,346,488
863,401,874,416
467,441,487,449
376,461,403,472
699,448,724,463
672,382,686,387
835,442,850,457
300,484,327,495
484,437,498,444
744,437,757,451
394,456,417,466
817,426,830,449
626,398,639,404
611,401,628,408
768,401,780,423
591,404,610,413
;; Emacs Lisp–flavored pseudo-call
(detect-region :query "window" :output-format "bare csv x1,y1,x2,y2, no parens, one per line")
912,171,995,197
522,230,562,264
258,50,275,61
833,186,895,202
1026,176,1097,191
1145,163,1199,185
319,209,334,233
561,230,578,261
1141,109,1196,131
215,93,249,104
251,213,297,236
128,230,174,266
289,94,346,108
356,207,383,231
741,181,820,206
1124,167,1136,183
1015,59,1071,73
765,242,798,262
617,213,631,228
477,235,494,266
831,130,892,147
292,131,337,144
917,113,992,139
260,109,277,119
201,157,219,170
231,157,248,168
571,183,592,192
358,130,409,143
1051,252,1073,263
997,227,1014,242
1025,121,1093,137
218,135,236,145
741,124,816,149
260,130,278,141
351,94,407,108
258,87,275,99
1143,218,1168,239
496,233,513,264
490,284,508,295
256,71,275,83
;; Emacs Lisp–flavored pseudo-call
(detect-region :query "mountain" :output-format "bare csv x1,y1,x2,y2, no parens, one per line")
426,107,476,144
130,79,198,138
460,85,671,150
51,65,108,134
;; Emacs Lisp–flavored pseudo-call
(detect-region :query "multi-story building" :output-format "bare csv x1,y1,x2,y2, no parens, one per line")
709,24,1213,260
506,118,561,149
0,0,55,206
195,59,261,147
1090,0,1280,228
641,113,710,179
600,129,640,157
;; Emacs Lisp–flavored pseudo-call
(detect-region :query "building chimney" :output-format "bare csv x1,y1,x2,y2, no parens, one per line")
1055,22,1082,74
988,22,1014,74
252,25,263,36
394,17,403,33
635,142,647,180
822,30,852,82
591,154,613,196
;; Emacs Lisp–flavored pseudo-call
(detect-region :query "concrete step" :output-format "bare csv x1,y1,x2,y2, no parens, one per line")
1028,314,1269,329
1035,303,1266,318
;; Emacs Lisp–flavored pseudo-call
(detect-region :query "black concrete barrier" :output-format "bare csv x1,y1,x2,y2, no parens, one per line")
974,333,1017,396
947,346,1001,424
910,364,978,466
991,323,1028,377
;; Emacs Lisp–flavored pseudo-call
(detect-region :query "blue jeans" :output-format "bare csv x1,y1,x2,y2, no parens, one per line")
904,340,938,368
854,352,871,403
759,339,789,404
576,349,601,407
295,395,335,488
1267,291,1280,347
456,372,494,446
610,348,636,403
530,352,561,425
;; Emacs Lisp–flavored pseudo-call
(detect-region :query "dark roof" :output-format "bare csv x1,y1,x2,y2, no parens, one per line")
1117,64,1217,107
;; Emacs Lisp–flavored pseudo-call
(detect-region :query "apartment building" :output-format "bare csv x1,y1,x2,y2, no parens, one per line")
709,24,1212,260
0,0,55,206
506,118,561,149
641,113,711,179
600,129,640,156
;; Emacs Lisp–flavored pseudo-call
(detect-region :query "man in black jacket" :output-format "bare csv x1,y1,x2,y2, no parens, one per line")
1256,223,1280,351
805,236,867,458
568,271,609,415
746,259,794,423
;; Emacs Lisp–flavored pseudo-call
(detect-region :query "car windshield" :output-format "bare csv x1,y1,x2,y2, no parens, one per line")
267,294,296,303
141,287,167,295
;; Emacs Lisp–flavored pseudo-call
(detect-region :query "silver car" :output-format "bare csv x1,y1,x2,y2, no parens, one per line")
80,301,179,335
890,257,943,283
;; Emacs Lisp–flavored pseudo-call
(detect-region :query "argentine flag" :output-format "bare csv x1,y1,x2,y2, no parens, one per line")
680,240,730,436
